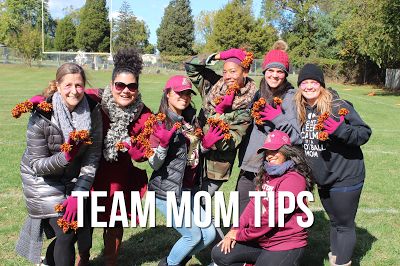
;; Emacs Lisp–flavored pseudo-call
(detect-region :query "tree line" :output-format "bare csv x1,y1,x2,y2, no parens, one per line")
0,0,399,84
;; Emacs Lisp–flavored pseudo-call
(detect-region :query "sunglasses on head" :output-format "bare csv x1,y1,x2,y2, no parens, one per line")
114,81,139,92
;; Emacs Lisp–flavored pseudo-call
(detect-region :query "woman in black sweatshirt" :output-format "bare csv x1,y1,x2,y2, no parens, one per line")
294,64,372,266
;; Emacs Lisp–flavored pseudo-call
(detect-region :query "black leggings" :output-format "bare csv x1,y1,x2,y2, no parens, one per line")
45,211,92,266
211,242,305,266
235,171,257,215
319,186,363,264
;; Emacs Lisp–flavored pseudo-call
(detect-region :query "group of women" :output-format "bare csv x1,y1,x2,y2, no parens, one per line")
15,41,371,266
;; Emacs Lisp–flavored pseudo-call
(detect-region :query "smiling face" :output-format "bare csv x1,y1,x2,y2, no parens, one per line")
167,89,192,115
57,73,85,112
299,79,322,106
111,72,139,108
264,67,286,89
265,149,286,165
223,61,248,88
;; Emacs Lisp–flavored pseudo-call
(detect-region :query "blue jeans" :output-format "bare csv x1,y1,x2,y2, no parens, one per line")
156,194,216,266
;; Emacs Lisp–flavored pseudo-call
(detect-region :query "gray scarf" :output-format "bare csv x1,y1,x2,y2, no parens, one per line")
52,92,91,141
101,86,144,162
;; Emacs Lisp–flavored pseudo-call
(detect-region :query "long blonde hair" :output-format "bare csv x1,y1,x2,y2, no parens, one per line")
295,86,333,126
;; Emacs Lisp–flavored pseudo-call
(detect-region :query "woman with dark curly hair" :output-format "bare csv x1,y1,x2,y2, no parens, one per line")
211,130,313,266
84,48,152,265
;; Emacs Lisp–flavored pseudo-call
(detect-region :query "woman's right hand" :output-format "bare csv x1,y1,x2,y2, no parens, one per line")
152,123,178,148
217,235,236,254
63,137,82,162
201,126,224,149
29,95,45,105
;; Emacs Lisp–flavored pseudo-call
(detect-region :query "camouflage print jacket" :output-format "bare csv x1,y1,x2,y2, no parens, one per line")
185,57,257,181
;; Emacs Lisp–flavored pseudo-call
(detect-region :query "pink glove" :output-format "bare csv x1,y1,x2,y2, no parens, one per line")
260,104,282,121
62,196,78,222
29,95,45,105
324,116,344,134
215,93,235,114
202,126,224,149
64,137,83,162
152,123,177,148
219,48,246,61
123,141,146,161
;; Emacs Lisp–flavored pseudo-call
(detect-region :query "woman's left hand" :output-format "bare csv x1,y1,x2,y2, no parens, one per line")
123,140,146,161
260,103,282,121
217,230,237,254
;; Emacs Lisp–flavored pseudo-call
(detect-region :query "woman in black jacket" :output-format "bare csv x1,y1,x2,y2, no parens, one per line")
148,75,219,266
294,64,372,266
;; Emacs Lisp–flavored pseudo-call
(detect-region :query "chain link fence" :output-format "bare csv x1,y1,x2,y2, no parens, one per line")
0,46,267,76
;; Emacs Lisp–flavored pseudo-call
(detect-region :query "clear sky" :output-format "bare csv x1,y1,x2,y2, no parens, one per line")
48,0,262,44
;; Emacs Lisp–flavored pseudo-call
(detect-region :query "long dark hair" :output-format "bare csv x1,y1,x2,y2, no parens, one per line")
255,145,314,192
259,78,293,105
158,88,197,129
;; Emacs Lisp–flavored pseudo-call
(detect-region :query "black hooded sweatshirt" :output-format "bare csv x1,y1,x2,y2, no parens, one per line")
301,97,372,188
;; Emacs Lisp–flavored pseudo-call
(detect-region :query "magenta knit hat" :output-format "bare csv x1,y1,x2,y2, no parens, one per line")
262,40,289,74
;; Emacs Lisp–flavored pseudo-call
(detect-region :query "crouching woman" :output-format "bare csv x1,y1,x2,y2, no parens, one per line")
211,130,313,266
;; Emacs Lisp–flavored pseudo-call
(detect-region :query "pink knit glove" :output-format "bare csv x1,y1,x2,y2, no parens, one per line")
62,196,78,222
202,126,224,149
152,123,178,148
260,104,282,121
324,116,344,134
219,48,246,61
64,137,83,162
29,95,45,105
123,141,146,161
215,93,235,114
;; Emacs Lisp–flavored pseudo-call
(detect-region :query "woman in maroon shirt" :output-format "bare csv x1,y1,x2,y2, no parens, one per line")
211,130,314,266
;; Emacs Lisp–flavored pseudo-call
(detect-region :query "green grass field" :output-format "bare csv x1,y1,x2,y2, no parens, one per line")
0,64,399,265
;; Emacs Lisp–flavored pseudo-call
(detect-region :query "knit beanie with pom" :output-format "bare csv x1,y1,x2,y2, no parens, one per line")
262,40,289,75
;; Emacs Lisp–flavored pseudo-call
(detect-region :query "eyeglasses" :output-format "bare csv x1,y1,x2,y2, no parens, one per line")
114,82,138,92
300,81,320,89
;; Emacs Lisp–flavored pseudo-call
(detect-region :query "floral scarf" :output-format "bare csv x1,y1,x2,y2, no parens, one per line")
204,76,257,115
101,87,144,162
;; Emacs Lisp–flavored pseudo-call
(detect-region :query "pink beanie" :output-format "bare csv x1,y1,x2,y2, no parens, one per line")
262,40,289,74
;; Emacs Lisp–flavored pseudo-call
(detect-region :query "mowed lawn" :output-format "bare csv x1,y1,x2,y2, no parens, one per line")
0,64,399,265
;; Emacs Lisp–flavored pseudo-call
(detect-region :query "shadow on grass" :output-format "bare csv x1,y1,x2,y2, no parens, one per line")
89,226,174,265
89,211,376,266
301,211,377,266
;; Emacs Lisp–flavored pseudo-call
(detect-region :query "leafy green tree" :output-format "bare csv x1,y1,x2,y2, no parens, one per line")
75,0,110,52
204,0,276,56
194,10,216,45
247,18,277,58
0,0,54,65
54,16,76,51
113,0,154,54
335,0,400,68
156,0,194,55
12,23,41,66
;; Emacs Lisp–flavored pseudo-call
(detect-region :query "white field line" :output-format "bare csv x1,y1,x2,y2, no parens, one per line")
339,92,400,108
362,150,399,155
311,206,399,214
